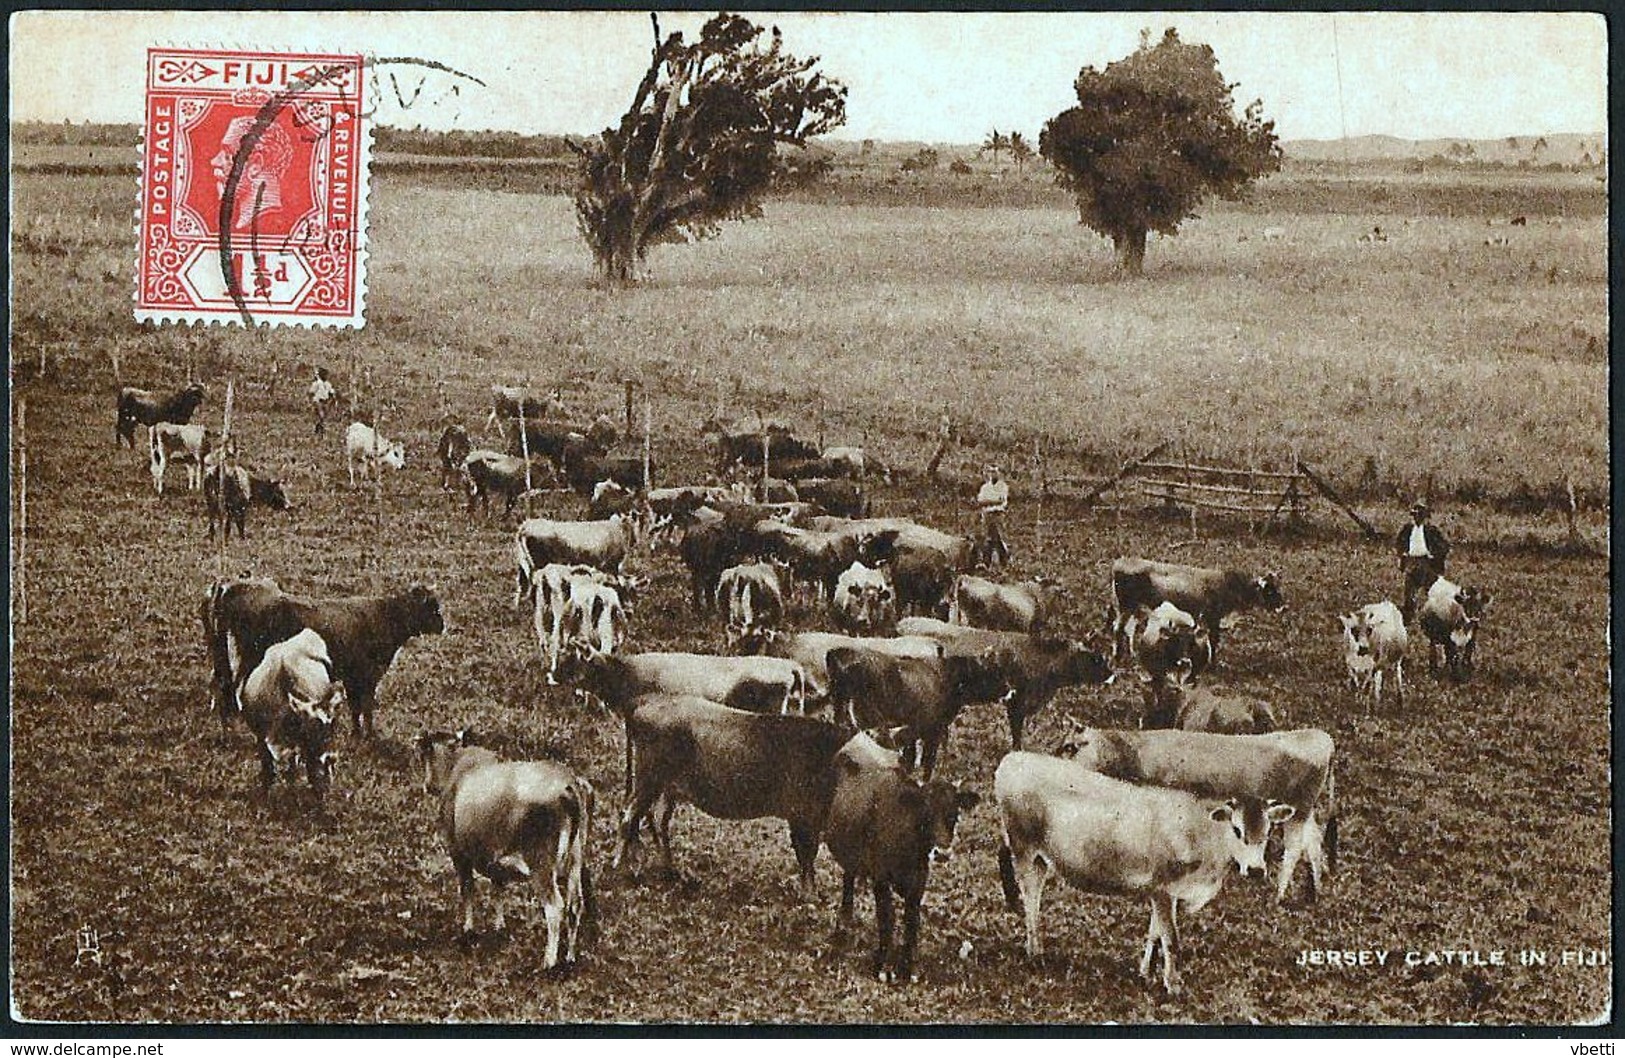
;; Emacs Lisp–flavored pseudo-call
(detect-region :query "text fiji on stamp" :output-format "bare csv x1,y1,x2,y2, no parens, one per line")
137,48,369,327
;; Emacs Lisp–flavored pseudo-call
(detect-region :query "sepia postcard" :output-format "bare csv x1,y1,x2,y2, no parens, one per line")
8,9,1611,1030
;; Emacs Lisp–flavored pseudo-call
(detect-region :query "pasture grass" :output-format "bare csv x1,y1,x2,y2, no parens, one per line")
12,171,1606,507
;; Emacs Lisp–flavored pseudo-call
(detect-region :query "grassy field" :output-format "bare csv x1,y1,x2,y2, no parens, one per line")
8,164,1612,1025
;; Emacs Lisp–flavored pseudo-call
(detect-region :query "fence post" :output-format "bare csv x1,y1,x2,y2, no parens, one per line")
1033,436,1045,557
1182,436,1197,539
518,403,533,517
16,400,26,625
373,400,385,571
216,379,235,575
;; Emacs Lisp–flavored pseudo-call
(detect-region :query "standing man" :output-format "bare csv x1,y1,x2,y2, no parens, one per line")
309,366,337,436
1395,499,1449,622
977,463,1011,567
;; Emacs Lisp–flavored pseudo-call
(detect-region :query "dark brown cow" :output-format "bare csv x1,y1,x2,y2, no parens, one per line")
204,578,445,737
614,694,845,893
824,647,987,778
116,382,206,449
824,733,979,983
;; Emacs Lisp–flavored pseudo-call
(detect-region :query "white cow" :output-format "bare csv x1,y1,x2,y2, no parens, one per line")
532,563,635,684
148,423,212,494
237,628,345,798
996,751,1280,995
1418,577,1491,681
832,561,896,635
1339,600,1408,707
1064,726,1335,903
344,421,405,488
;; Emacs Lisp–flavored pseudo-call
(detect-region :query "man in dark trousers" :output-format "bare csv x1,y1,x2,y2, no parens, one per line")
1395,500,1449,622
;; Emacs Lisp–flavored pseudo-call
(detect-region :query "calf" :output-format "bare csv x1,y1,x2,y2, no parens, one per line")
238,628,345,799
717,560,788,651
825,647,983,777
418,729,594,966
205,578,445,737
1134,678,1278,734
116,381,206,449
463,449,551,517
833,561,897,635
345,421,405,488
948,574,1065,633
1418,577,1490,681
824,733,978,983
438,424,473,495
614,694,844,892
1111,557,1282,661
1064,726,1335,903
487,385,567,431
1339,600,1409,707
513,515,634,608
148,423,212,493
204,459,292,540
996,752,1274,995
1121,601,1212,685
533,564,635,684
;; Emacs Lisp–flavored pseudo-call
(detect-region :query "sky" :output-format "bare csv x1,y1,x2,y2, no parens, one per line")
9,10,1608,143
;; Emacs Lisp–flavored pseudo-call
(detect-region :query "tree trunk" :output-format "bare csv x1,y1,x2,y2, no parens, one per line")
1113,229,1148,275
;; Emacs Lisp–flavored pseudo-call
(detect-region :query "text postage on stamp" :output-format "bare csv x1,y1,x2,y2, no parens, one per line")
137,48,369,327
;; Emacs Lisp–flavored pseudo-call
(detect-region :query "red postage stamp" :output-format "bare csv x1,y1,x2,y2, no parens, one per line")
137,48,370,327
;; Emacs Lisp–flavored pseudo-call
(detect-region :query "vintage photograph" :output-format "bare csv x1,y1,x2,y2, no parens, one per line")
8,10,1611,1026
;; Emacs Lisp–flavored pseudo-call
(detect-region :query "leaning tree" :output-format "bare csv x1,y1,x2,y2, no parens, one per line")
569,12,847,284
1039,28,1281,275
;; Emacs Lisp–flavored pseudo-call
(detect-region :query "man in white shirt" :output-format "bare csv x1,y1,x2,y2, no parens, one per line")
1394,500,1449,622
976,463,1011,567
310,367,337,436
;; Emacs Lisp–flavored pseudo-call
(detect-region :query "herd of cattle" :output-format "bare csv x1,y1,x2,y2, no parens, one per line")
111,378,1495,994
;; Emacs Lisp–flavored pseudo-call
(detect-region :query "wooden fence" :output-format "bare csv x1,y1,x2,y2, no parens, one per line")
1074,439,1383,539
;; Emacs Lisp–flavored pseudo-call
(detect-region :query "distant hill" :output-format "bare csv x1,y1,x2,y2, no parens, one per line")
1283,133,1604,167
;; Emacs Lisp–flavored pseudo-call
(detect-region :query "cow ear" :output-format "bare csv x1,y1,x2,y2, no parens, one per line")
1265,801,1297,824
1208,803,1234,823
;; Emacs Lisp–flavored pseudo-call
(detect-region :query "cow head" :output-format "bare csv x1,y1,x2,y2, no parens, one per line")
1216,799,1297,879
919,781,980,865
1255,572,1285,612
382,443,406,470
417,728,476,795
250,473,292,511
1456,586,1491,619
406,585,446,635
1338,612,1371,657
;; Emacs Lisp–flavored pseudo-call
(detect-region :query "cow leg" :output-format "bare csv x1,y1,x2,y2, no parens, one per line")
457,862,479,940
538,869,566,970
838,871,857,930
1303,813,1327,901
1005,694,1026,751
790,822,819,899
872,881,895,981
1394,658,1405,705
1147,893,1182,995
897,885,923,984
1369,669,1384,712
920,733,943,781
654,794,678,873
1017,851,1049,958
256,739,277,788
1276,817,1307,903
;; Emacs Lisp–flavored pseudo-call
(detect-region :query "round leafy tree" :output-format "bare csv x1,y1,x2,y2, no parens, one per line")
1040,28,1281,275
570,13,847,284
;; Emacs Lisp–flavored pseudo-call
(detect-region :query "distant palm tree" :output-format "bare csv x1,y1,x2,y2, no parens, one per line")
980,129,1009,166
1008,131,1034,173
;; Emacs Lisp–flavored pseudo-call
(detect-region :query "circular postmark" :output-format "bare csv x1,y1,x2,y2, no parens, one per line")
217,56,486,326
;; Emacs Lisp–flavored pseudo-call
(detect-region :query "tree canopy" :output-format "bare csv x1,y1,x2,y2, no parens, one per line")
1039,28,1281,274
570,12,847,284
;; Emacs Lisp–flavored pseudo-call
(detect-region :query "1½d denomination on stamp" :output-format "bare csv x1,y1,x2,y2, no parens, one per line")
137,48,369,327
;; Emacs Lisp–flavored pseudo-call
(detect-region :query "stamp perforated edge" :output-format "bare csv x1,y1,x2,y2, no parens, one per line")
134,45,373,329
